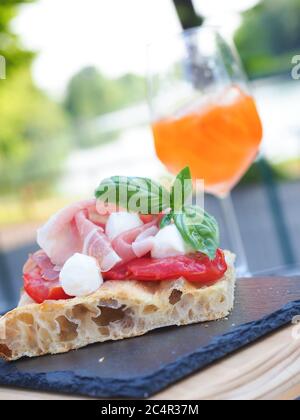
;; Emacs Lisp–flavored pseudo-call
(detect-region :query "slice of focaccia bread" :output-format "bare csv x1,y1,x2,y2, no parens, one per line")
0,251,236,361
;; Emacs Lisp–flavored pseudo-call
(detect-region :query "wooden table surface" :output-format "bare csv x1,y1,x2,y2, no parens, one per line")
0,323,299,401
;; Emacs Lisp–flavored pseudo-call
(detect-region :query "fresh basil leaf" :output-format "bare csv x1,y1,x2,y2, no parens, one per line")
160,213,173,229
95,176,170,214
171,167,193,212
174,205,220,259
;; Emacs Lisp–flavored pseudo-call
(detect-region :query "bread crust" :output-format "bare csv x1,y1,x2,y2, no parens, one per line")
0,251,236,361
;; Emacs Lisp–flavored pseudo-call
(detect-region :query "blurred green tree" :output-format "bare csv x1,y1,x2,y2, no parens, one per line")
0,0,35,76
64,66,145,148
65,67,120,119
65,67,145,118
235,0,300,78
0,0,70,196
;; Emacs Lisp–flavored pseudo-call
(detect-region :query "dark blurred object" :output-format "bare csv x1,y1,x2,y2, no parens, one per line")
172,2,214,93
235,0,300,79
241,159,297,267
257,159,296,266
253,265,300,277
172,0,204,29
0,252,14,313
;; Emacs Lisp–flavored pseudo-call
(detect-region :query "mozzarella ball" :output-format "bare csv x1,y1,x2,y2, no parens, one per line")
151,224,193,259
60,253,103,297
105,212,143,241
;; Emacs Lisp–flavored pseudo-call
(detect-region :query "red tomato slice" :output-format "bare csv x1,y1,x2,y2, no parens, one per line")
104,249,227,286
24,249,227,303
24,273,71,304
139,214,156,224
23,269,71,304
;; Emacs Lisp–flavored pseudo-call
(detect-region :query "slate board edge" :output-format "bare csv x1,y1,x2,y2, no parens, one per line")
0,300,299,399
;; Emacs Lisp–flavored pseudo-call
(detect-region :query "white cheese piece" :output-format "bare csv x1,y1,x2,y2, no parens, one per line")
151,224,193,259
105,212,143,241
60,253,103,297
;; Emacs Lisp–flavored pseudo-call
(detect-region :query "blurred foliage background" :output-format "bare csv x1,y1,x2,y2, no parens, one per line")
235,0,300,79
0,0,146,200
0,0,300,224
64,67,145,148
0,0,69,198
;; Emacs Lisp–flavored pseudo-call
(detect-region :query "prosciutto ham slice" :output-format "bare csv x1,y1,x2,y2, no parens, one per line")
23,250,71,303
37,199,120,271
23,250,60,282
111,217,161,263
132,226,159,258
75,210,121,272
37,198,162,273
37,199,97,267
30,252,60,281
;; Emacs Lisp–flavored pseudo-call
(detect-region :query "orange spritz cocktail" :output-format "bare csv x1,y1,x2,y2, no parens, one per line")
152,86,263,197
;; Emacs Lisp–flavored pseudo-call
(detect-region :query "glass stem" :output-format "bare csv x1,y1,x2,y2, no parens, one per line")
220,193,251,277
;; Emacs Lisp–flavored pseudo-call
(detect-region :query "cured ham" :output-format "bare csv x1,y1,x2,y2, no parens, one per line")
111,217,161,264
37,199,122,272
75,210,121,272
132,225,159,258
23,251,71,303
30,251,60,282
37,199,97,267
36,197,163,274
23,250,60,282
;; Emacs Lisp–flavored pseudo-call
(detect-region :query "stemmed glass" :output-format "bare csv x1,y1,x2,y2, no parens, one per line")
147,27,263,276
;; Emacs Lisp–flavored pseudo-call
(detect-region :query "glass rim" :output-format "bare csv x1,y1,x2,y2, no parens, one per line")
146,22,248,96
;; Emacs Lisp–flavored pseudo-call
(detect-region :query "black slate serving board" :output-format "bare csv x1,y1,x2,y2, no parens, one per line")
0,277,299,399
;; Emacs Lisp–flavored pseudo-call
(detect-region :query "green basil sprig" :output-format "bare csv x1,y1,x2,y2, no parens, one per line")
95,167,220,259
159,213,173,229
174,206,219,260
95,176,170,214
171,166,193,212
